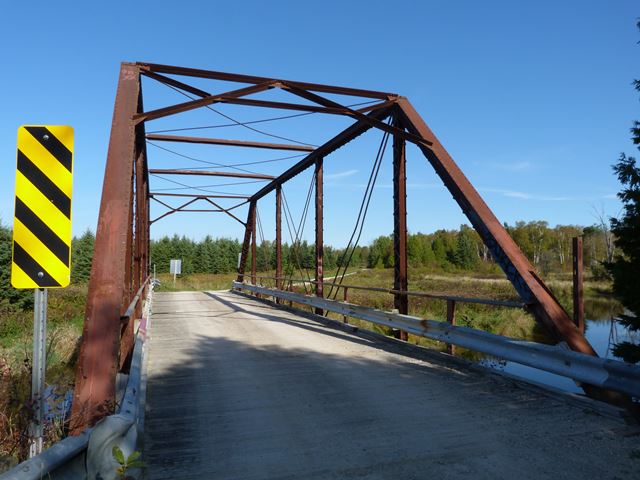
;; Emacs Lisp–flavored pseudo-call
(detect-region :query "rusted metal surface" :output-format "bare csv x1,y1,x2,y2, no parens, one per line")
201,197,246,225
236,202,255,283
137,62,396,99
71,63,143,434
77,61,615,418
393,116,408,342
119,165,135,372
282,84,431,150
395,99,597,358
150,197,200,224
149,192,250,199
148,169,275,180
315,158,324,316
146,133,314,152
275,186,282,294
251,204,257,286
251,108,392,202
573,237,585,334
133,82,275,124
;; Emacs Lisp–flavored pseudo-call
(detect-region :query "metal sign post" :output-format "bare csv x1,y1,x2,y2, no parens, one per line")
10,125,74,458
29,288,47,457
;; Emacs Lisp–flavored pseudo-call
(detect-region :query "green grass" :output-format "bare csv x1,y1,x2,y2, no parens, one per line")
285,267,623,352
0,284,86,468
154,272,238,292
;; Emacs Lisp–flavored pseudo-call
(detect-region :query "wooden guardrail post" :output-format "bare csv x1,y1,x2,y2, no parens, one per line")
572,236,585,334
446,299,456,355
343,287,349,323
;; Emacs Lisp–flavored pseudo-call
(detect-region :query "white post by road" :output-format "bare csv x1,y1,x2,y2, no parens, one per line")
29,288,47,458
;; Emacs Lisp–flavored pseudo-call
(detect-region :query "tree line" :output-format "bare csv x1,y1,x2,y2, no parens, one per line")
0,217,618,309
146,220,615,278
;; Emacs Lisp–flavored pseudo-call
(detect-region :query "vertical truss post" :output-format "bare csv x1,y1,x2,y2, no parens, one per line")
276,186,282,296
396,98,595,354
237,202,255,283
315,158,324,315
119,167,136,372
251,204,257,286
71,63,142,434
393,116,409,341
573,236,585,334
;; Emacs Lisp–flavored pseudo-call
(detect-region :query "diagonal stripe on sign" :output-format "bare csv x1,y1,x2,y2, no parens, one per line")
12,242,61,287
17,150,71,218
13,219,69,286
14,197,69,265
15,171,72,244
17,128,72,197
24,126,72,172
10,262,36,289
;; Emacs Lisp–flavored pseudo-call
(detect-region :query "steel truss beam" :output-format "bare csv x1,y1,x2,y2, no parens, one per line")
77,62,617,430
150,196,246,225
141,70,397,121
149,169,275,180
149,192,250,199
250,107,393,202
146,133,314,152
133,82,275,123
138,62,397,99
71,63,150,434
394,99,594,355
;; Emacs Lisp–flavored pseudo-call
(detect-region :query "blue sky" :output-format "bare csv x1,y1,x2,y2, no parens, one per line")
0,1,637,247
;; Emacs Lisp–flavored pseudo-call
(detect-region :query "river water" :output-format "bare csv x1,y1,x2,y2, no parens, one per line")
474,299,637,394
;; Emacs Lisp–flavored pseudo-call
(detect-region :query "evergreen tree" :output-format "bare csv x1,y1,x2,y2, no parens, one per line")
0,221,32,309
607,29,640,362
367,236,393,268
71,229,95,283
452,225,479,270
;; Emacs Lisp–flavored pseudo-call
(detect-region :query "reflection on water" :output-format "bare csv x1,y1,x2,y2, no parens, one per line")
584,296,625,323
465,296,635,395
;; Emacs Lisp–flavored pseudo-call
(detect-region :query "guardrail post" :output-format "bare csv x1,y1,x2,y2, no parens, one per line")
315,157,324,315
572,236,584,334
343,287,349,323
446,299,456,355
393,113,408,341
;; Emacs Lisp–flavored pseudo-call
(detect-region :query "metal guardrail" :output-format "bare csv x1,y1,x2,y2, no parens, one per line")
239,274,526,308
1,283,154,480
233,282,640,399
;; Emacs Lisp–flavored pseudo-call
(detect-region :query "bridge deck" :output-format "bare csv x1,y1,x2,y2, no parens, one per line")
144,291,638,479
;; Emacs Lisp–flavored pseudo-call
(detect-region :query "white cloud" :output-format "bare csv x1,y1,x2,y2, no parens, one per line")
480,187,571,201
325,169,358,180
483,161,533,172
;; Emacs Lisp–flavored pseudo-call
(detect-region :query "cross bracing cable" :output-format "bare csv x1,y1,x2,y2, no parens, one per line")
325,124,391,301
145,99,381,134
154,81,318,147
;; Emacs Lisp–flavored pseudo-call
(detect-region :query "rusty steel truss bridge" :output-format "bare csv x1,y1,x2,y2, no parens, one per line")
6,62,640,480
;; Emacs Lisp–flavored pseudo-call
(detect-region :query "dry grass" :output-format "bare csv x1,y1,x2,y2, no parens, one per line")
0,284,86,470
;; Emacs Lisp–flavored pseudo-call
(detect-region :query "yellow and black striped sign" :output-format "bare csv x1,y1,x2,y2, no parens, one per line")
11,126,73,289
